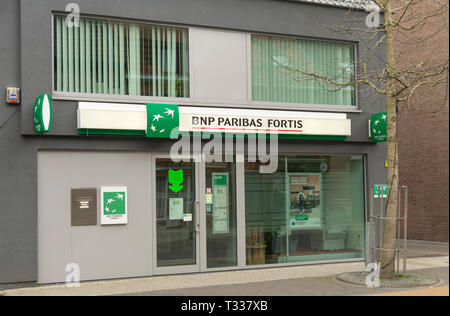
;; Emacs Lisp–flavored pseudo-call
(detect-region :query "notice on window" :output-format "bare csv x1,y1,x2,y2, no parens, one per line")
205,193,213,205
212,173,229,234
169,198,184,220
288,174,322,229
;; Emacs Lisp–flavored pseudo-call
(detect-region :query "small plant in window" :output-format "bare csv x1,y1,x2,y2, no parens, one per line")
246,231,266,247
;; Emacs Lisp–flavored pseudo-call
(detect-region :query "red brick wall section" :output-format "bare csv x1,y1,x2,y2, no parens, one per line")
394,0,449,242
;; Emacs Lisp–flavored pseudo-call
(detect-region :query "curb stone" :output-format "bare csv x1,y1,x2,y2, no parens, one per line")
334,272,442,289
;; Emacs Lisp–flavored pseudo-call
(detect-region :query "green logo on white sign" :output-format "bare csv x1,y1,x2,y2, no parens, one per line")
103,191,126,215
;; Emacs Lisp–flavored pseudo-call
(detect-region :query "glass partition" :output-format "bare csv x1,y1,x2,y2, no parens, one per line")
205,162,237,268
245,155,365,265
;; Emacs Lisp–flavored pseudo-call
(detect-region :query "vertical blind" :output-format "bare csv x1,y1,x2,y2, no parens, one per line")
252,35,356,106
54,15,189,97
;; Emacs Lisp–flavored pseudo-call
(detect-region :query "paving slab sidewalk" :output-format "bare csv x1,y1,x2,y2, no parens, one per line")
1,256,448,296
368,286,449,296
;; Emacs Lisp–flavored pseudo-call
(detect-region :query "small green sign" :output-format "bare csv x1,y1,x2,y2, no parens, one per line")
146,103,179,138
295,215,309,222
33,93,52,135
213,174,227,186
169,169,184,193
205,194,213,205
103,191,126,215
374,184,388,198
370,112,387,142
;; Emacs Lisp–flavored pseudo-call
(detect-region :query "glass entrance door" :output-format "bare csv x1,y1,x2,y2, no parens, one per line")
153,156,238,274
205,162,237,269
154,157,200,273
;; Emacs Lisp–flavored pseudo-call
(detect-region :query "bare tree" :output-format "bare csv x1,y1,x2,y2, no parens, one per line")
274,0,449,279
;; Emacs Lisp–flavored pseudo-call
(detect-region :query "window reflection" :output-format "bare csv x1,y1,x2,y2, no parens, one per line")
245,155,365,265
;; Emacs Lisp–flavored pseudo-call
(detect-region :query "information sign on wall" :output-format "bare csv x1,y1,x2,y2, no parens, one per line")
101,187,128,225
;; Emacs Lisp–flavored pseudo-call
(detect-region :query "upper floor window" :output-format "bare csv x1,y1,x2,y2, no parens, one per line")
53,15,189,97
251,35,356,106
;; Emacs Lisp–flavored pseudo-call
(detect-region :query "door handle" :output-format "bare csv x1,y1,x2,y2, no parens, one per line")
194,200,200,232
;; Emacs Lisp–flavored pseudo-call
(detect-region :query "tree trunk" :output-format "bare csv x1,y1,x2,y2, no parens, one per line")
380,0,399,280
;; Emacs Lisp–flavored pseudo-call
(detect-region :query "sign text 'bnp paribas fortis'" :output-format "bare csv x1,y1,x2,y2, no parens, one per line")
146,104,351,138
190,116,304,132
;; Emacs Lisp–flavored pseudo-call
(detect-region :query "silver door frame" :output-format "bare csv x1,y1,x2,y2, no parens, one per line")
151,153,247,275
151,153,202,275
201,160,246,271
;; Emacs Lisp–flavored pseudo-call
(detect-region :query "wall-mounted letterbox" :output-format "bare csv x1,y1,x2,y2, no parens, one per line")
71,188,97,226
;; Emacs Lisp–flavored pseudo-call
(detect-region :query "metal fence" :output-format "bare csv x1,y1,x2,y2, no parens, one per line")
369,185,408,275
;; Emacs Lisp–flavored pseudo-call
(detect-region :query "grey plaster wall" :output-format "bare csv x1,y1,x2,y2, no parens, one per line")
38,151,152,284
0,0,387,284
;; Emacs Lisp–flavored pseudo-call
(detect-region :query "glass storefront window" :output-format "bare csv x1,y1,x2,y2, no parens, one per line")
245,155,365,265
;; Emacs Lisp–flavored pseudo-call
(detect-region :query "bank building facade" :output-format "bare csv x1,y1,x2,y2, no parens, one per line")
0,0,387,284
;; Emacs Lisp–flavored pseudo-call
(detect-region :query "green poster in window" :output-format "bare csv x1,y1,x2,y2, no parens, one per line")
288,174,322,229
295,215,309,221
212,173,229,234
213,174,227,186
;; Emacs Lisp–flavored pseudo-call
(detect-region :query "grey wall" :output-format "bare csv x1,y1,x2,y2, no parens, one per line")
18,0,385,139
38,151,152,284
0,0,37,284
0,0,387,284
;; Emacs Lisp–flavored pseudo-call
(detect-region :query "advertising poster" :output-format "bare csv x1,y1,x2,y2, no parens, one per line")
169,198,184,220
288,175,321,229
101,186,128,225
212,173,229,234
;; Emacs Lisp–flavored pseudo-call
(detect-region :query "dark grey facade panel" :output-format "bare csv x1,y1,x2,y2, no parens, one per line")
19,0,385,137
0,0,387,284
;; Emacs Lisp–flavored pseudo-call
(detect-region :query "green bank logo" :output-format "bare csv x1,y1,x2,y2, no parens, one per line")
103,191,126,215
33,93,52,135
169,169,184,193
146,103,179,138
370,112,387,142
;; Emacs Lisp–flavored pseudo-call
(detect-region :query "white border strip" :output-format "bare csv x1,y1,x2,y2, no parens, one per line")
179,106,347,120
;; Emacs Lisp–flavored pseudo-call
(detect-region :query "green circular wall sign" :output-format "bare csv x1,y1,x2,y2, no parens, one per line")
33,93,52,135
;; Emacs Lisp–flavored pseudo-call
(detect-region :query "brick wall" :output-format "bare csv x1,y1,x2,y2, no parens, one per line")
395,0,449,242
